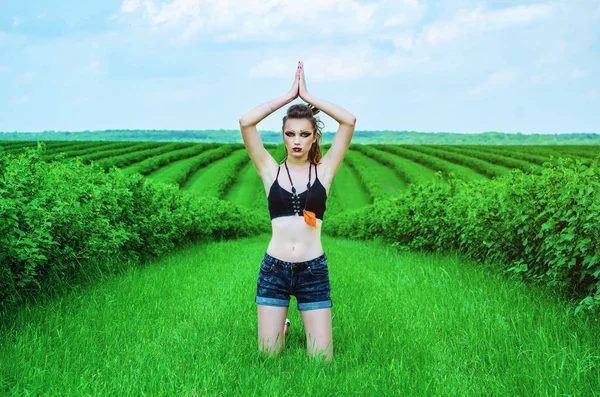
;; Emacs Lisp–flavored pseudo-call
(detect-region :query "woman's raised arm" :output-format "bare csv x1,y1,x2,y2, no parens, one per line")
238,63,301,176
298,62,356,177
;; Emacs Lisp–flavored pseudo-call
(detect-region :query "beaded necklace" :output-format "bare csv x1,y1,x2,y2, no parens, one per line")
283,160,319,229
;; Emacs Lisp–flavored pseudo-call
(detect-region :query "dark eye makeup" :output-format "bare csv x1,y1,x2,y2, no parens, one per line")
285,131,313,137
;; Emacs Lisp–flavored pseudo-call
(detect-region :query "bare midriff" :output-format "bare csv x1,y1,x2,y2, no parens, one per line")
266,215,324,262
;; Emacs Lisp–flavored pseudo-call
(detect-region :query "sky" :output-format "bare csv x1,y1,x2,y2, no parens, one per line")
0,0,599,134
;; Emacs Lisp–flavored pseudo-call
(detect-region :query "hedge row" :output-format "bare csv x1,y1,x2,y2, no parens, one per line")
94,142,191,169
352,144,416,185
194,149,251,199
440,145,542,174
125,143,220,176
403,145,508,179
4,140,76,155
42,141,135,162
325,158,600,314
169,144,244,187
77,142,162,164
373,144,475,180
461,145,552,167
342,150,387,202
0,145,268,318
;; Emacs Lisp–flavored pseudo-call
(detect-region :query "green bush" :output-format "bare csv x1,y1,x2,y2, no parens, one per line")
326,158,600,314
0,144,268,316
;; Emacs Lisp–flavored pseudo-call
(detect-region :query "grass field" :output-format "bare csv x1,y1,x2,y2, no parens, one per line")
2,140,599,395
1,234,598,396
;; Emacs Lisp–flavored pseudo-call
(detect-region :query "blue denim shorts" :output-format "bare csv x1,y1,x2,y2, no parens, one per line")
255,252,333,311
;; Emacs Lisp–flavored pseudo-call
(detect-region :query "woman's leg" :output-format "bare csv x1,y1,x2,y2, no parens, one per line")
257,304,289,356
300,307,333,362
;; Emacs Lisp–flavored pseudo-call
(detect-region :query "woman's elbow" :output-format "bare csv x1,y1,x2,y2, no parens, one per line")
239,116,250,128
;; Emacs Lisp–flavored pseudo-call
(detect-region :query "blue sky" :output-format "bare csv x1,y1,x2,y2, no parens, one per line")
1,0,598,134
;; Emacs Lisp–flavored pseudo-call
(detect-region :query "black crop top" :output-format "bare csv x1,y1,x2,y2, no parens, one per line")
268,163,327,221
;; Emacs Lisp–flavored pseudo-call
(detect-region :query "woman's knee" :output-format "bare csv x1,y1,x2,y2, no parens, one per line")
258,332,285,355
305,333,333,361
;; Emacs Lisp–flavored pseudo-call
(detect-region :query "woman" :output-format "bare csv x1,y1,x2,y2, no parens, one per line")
238,61,356,361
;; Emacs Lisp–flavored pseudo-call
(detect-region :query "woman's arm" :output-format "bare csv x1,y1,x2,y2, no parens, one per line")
238,94,295,128
302,93,357,126
239,63,301,176
298,62,356,177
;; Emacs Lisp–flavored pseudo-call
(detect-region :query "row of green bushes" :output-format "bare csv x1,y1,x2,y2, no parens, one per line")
42,141,136,162
169,144,244,187
373,145,474,180
94,142,191,169
461,145,551,166
342,151,389,202
197,149,250,199
441,145,541,173
404,145,508,178
528,146,596,161
125,143,220,176
75,142,163,164
352,145,416,185
325,158,600,314
2,140,71,153
0,144,268,318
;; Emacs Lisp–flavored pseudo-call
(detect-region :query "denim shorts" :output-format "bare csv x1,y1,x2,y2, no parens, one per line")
255,252,333,311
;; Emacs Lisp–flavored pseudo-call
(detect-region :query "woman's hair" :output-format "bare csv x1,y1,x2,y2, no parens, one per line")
281,103,324,165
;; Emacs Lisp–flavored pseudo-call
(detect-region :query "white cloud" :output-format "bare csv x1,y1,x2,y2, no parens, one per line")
247,41,431,82
12,16,21,27
382,0,426,28
248,44,384,82
392,32,414,51
468,69,517,97
423,3,553,45
249,54,370,82
121,0,141,13
119,0,424,43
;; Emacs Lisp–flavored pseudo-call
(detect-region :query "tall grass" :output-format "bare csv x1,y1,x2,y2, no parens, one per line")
2,235,598,396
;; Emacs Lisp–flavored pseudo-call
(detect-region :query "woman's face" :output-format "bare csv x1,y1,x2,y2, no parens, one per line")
283,118,316,159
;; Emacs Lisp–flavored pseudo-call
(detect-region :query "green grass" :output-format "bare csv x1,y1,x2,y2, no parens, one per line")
2,235,598,396
375,145,488,182
403,145,512,179
344,149,406,201
145,148,221,186
328,159,372,210
181,149,249,196
356,145,443,186
224,148,279,208
222,148,278,224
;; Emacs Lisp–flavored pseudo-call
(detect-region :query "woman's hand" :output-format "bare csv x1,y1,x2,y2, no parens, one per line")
299,62,310,101
287,62,301,101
